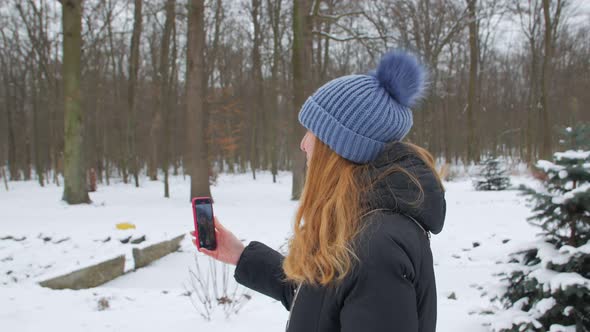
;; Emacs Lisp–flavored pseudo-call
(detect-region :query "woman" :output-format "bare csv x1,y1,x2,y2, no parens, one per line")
192,50,446,332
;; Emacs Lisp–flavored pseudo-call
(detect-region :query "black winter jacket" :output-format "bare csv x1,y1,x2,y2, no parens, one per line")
234,142,446,332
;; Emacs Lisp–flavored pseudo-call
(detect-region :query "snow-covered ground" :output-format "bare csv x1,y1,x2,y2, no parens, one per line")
1,171,542,331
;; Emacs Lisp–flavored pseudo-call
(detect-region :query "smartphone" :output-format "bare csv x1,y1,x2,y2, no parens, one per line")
191,197,217,250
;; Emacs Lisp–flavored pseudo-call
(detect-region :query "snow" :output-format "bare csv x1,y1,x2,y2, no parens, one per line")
488,296,562,331
531,297,556,317
549,241,590,265
563,306,574,316
0,176,206,285
546,272,590,293
512,297,529,310
489,307,543,331
0,172,548,331
529,266,559,284
560,241,590,255
554,150,590,161
551,182,590,204
497,239,590,294
537,159,564,173
549,324,576,332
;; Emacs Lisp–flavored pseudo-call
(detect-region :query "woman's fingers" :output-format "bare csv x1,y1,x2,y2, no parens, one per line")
199,247,218,259
190,238,216,255
193,241,215,257
214,217,227,232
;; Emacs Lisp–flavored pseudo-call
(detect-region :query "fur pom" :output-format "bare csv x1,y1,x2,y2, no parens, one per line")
375,50,427,108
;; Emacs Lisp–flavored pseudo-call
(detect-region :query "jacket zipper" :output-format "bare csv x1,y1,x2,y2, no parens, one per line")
285,283,302,331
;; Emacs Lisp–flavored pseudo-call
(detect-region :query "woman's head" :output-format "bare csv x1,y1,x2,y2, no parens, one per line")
284,50,433,285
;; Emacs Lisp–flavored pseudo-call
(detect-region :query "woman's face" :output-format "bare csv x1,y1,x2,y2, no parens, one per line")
300,130,315,166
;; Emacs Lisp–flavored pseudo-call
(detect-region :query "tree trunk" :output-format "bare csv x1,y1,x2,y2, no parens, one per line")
291,0,313,200
268,0,282,183
105,0,126,183
61,0,89,204
4,74,18,180
527,45,537,164
159,0,175,198
443,44,455,164
250,0,264,180
466,0,479,162
540,0,557,160
320,0,333,84
32,77,45,186
127,0,142,188
186,0,211,200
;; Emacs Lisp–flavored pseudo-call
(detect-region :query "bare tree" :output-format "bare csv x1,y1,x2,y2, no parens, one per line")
267,0,283,183
385,0,470,154
466,0,479,162
127,0,143,188
291,0,313,200
539,0,565,159
158,0,176,197
0,0,588,192
0,28,20,181
186,0,211,199
249,0,263,180
15,0,58,186
513,0,543,162
61,0,89,204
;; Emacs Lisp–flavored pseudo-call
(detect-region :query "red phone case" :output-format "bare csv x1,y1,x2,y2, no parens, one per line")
191,196,216,250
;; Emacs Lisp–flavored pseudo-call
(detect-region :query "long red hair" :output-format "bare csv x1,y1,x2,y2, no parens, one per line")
283,136,441,285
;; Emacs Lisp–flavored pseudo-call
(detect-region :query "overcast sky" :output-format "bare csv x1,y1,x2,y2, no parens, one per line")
490,0,589,53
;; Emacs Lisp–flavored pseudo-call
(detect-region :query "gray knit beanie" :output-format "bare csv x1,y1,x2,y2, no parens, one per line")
298,50,427,164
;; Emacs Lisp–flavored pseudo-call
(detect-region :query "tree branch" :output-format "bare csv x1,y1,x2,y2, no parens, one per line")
314,11,365,22
312,30,388,42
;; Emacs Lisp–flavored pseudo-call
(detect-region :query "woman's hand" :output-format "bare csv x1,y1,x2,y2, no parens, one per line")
190,217,245,266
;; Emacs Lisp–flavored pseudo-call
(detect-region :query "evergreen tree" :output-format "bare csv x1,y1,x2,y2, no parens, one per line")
521,150,590,247
491,125,590,331
473,157,511,191
522,123,590,247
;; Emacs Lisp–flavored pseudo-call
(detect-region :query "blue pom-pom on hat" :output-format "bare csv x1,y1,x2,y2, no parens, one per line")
298,50,428,164
375,50,427,107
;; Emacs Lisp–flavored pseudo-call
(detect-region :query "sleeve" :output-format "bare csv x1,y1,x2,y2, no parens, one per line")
233,241,296,310
340,237,419,332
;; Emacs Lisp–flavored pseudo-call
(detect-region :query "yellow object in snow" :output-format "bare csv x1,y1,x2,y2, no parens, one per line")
116,222,136,230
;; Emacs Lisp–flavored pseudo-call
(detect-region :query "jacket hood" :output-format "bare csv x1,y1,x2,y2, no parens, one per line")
362,142,446,234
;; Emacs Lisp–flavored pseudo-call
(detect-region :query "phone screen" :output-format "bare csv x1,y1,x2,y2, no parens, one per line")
195,201,217,250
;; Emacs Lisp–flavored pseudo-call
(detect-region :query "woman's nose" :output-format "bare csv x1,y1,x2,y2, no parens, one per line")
300,135,306,152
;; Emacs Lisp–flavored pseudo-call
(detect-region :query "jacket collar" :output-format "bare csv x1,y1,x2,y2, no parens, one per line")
362,142,446,234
